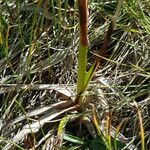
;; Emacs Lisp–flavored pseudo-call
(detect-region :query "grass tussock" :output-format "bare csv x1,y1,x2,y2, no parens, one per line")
0,0,150,149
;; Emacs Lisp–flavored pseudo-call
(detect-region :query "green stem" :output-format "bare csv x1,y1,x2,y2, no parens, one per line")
77,0,88,95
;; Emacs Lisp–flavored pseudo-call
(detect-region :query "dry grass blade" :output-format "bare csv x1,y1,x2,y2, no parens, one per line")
82,116,97,138
3,101,77,150
1,100,74,132
92,108,128,144
0,84,74,97
33,129,55,150
134,101,145,150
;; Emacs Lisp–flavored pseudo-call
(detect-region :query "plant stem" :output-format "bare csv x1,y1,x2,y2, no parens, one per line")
77,0,88,97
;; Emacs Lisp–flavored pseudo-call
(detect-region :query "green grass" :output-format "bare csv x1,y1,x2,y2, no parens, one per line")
0,0,150,149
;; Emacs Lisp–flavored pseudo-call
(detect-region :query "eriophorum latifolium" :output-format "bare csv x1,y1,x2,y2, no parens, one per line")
0,0,149,149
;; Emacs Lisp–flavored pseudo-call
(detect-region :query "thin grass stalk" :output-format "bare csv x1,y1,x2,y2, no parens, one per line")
105,113,112,150
16,0,25,46
51,0,57,37
134,102,145,150
14,98,37,144
0,13,15,73
76,0,88,105
114,119,126,150
27,8,38,71
58,0,62,26
0,137,24,150
92,108,109,149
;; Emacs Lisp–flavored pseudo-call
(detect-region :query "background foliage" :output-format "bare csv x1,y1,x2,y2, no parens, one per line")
0,0,150,149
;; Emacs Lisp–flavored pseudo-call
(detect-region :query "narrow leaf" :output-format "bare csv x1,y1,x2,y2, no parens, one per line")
134,101,145,150
64,133,85,145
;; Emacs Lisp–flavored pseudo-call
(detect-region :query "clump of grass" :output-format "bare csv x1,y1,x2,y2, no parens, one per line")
0,0,150,149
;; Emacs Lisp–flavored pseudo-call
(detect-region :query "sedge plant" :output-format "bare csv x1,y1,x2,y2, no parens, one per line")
75,0,123,110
